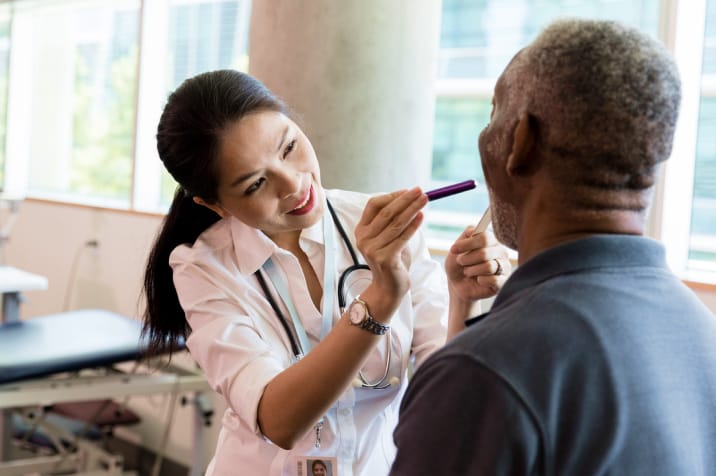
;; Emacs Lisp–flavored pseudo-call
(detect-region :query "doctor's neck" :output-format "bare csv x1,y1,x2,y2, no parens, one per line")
265,229,304,252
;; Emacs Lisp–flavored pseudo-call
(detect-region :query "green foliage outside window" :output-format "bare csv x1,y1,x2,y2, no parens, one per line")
690,98,716,262
71,46,137,201
432,98,489,187
429,98,492,238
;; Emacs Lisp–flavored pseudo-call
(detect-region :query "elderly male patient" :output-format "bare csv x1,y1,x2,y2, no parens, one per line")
391,18,716,476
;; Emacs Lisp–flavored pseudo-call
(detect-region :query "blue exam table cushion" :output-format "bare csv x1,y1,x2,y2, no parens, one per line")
0,309,164,385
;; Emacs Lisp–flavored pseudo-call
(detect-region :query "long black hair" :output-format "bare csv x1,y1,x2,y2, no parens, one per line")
143,70,288,357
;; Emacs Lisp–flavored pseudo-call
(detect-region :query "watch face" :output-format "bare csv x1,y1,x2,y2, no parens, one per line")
349,301,365,325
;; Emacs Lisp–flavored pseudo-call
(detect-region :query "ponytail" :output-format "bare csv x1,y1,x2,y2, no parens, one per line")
142,187,220,357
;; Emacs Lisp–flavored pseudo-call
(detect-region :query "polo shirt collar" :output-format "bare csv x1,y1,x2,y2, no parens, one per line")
230,210,326,276
467,234,667,327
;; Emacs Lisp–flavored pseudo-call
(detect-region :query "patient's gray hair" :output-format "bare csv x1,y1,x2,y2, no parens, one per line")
508,19,681,210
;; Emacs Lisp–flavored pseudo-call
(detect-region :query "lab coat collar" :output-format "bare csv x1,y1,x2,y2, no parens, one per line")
230,208,327,276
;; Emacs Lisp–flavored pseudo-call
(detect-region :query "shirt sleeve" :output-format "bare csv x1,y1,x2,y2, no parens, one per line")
171,255,288,437
407,229,449,367
391,353,542,476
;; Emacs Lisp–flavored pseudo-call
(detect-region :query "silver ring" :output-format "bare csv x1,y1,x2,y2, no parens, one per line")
493,259,503,276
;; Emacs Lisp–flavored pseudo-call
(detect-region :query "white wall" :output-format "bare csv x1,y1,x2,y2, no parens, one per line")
6,200,157,317
693,286,716,309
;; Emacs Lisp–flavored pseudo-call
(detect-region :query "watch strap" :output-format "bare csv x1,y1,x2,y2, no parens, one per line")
358,316,389,335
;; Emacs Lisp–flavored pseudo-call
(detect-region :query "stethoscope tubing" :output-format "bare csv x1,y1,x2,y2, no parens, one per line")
255,269,302,357
336,263,370,311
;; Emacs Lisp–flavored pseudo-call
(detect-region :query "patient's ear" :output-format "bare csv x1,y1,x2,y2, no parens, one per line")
506,112,538,177
193,196,228,219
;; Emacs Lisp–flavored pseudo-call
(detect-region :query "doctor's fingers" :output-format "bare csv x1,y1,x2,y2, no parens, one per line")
359,211,424,268
477,273,509,292
358,187,427,241
455,245,508,272
358,188,410,226
358,187,428,232
449,227,499,256
459,255,507,280
456,231,509,272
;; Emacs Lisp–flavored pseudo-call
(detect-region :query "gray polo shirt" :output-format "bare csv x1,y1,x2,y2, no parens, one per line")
392,235,716,476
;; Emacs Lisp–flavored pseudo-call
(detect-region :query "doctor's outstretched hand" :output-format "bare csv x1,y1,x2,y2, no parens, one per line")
444,224,511,339
353,187,428,319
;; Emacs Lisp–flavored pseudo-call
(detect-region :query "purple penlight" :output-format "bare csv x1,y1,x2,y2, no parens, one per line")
425,179,477,201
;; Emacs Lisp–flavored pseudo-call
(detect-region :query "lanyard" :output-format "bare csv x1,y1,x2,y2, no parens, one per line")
261,202,337,359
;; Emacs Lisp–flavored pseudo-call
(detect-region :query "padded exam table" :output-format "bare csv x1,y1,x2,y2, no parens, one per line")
0,309,211,476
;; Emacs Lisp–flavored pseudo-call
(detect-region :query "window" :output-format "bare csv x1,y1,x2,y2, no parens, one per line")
133,0,251,212
2,0,251,210
6,0,140,207
691,0,716,272
430,0,716,281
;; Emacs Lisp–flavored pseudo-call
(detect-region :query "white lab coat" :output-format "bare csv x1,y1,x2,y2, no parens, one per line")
170,189,448,476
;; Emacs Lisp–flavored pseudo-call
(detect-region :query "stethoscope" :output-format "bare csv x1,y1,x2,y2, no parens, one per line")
254,200,394,389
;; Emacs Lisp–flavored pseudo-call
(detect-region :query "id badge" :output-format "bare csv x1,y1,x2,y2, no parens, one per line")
289,456,338,476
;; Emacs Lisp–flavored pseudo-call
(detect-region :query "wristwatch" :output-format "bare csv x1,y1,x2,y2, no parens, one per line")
347,295,390,335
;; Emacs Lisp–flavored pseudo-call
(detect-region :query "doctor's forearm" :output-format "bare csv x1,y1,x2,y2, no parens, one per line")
256,286,398,450
446,292,480,340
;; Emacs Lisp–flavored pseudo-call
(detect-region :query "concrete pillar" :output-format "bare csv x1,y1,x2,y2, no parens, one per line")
249,1,441,193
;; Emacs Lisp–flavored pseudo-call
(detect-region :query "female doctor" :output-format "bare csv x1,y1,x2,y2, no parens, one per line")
143,70,509,476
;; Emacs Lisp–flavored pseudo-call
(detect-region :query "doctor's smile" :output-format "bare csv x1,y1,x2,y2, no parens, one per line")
289,185,316,216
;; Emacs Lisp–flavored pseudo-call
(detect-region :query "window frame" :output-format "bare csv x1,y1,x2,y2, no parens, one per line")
652,0,709,280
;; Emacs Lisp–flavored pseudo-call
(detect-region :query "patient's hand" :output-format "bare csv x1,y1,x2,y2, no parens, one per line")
445,227,510,302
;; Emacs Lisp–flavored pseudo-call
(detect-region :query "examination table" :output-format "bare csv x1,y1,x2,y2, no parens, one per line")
0,309,211,476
